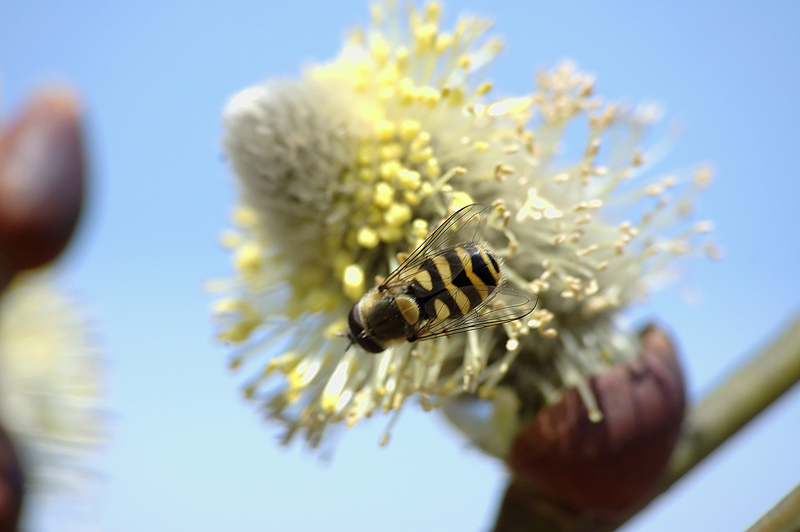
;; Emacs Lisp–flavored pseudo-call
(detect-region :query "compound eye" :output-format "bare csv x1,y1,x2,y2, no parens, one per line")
347,304,385,354
348,305,365,338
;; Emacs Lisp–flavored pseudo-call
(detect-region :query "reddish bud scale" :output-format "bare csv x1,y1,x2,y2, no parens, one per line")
507,325,685,520
0,425,24,532
0,90,85,272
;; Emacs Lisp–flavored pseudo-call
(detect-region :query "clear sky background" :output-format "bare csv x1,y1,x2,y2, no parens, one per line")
1,1,799,531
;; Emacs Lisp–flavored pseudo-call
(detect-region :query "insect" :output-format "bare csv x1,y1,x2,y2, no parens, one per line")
346,204,536,353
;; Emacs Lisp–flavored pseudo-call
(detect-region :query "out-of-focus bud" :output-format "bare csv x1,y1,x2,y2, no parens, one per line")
0,90,85,273
503,325,685,526
0,425,24,532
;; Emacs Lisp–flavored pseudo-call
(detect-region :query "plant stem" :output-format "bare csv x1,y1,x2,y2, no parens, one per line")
664,312,800,487
743,482,800,532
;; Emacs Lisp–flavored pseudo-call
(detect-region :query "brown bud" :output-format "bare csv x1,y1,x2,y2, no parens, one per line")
0,426,24,532
0,89,85,272
505,325,685,523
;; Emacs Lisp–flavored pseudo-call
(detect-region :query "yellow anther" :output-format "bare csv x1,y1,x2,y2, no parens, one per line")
410,131,431,151
373,182,395,207
449,191,475,212
379,143,403,161
426,1,442,22
376,63,400,85
447,86,464,105
212,298,241,314
234,243,262,274
357,226,380,249
384,202,413,226
343,264,365,301
434,33,453,54
399,120,421,141
379,160,401,180
456,55,470,68
403,191,420,206
420,182,434,197
424,158,440,178
418,86,440,106
474,141,489,152
374,120,396,141
414,23,437,50
412,218,429,240
233,206,259,228
409,146,433,164
218,322,257,344
476,81,493,95
398,169,421,190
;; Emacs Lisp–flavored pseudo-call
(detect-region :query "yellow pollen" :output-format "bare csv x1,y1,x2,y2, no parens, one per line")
343,264,365,301
434,33,453,53
379,160,401,180
398,169,421,190
420,182,434,197
233,206,259,228
374,119,396,141
410,146,433,164
403,191,421,205
424,158,440,178
426,1,442,21
447,86,464,105
474,141,489,152
374,182,395,207
379,143,403,161
449,191,475,212
357,226,380,249
412,219,429,240
399,120,421,141
411,131,431,150
384,203,413,226
234,243,262,274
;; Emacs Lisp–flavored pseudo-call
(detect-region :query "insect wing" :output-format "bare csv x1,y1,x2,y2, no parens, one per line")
381,204,488,289
413,287,537,341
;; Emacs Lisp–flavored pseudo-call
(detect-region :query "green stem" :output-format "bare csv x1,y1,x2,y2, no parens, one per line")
664,311,800,487
743,482,800,532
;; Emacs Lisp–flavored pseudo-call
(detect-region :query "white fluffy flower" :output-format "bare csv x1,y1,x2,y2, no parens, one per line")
0,272,104,489
212,1,715,448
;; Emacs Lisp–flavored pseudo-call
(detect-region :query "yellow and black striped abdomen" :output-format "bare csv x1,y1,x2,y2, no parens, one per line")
408,244,501,326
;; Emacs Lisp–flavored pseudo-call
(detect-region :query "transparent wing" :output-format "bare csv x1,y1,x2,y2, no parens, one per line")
381,204,488,289
413,287,537,341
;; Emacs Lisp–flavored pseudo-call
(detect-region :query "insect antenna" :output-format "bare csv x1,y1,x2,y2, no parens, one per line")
337,330,356,353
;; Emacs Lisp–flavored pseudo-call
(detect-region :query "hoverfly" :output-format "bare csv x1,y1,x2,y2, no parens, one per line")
346,204,536,353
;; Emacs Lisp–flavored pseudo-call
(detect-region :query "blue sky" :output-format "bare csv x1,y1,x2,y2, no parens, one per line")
2,1,799,531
